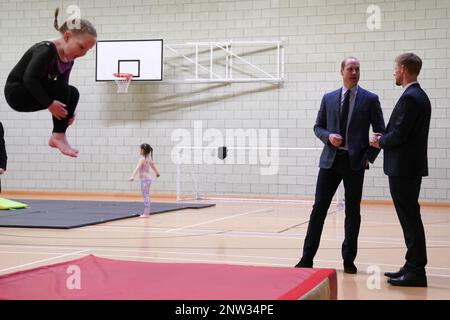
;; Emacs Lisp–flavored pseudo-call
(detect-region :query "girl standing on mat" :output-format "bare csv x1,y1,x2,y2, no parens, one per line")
4,8,97,158
129,143,161,217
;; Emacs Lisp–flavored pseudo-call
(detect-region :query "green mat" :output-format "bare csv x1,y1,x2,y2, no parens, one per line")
0,198,28,210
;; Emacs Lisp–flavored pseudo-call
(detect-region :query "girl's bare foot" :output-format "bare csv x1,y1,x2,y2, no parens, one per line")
139,210,150,218
48,133,78,157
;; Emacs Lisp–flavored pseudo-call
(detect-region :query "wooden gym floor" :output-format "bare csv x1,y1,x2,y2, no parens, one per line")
0,193,449,300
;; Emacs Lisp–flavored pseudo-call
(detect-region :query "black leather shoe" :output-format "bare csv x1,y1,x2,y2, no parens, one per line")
387,272,427,287
343,262,357,274
384,267,409,278
295,258,313,268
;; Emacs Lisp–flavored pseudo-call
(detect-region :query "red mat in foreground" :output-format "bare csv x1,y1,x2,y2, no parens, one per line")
0,255,337,300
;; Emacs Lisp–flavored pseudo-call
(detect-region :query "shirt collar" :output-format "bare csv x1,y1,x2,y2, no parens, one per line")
403,81,418,93
342,85,358,97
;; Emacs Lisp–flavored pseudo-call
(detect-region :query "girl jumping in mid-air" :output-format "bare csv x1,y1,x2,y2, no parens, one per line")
129,143,161,217
4,8,97,157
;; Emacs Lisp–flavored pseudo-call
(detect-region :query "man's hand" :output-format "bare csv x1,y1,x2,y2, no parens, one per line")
48,100,67,120
370,133,382,149
329,134,343,147
0,168,5,175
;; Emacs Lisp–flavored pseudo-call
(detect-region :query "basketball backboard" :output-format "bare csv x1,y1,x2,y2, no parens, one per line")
95,39,163,81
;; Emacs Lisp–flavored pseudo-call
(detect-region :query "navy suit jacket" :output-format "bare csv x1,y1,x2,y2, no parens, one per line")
314,86,385,171
379,83,431,177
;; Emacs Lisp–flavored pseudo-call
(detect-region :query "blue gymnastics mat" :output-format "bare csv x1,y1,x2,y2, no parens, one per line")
0,199,215,229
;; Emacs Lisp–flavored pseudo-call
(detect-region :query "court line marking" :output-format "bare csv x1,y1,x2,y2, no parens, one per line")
2,215,444,234
2,222,449,237
21,215,447,233
1,247,449,273
4,250,449,280
0,248,90,274
0,244,91,251
1,229,450,246
277,220,310,233
164,207,274,233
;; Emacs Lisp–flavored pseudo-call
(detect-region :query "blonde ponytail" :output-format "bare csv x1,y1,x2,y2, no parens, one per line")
54,7,60,31
52,7,97,38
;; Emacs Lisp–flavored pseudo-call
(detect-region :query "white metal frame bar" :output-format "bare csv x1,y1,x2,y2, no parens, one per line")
164,40,284,84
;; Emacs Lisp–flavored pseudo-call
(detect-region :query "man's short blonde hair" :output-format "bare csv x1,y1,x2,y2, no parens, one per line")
395,53,422,76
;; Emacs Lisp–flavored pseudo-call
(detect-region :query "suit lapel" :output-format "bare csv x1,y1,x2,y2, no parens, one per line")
334,89,342,132
348,87,364,127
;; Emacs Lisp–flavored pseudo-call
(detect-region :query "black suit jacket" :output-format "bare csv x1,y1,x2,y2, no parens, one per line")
0,122,6,170
0,122,6,193
379,83,431,177
314,86,386,171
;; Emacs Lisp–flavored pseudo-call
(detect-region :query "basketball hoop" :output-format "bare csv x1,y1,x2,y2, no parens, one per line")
113,73,133,93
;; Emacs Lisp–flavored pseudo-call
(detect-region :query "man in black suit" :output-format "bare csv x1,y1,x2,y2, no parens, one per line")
0,122,7,192
371,53,431,287
295,57,385,273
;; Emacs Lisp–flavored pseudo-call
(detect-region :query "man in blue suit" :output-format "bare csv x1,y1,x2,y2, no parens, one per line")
295,57,385,273
371,53,430,287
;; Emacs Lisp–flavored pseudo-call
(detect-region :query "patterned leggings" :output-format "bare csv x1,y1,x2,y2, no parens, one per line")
141,178,152,212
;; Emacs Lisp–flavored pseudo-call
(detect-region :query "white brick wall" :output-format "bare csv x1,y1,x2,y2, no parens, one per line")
0,0,449,202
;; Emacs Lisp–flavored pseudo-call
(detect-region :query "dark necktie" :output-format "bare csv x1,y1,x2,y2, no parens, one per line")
340,90,351,147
